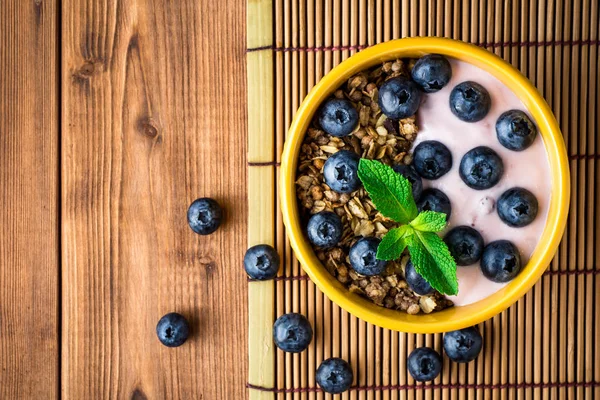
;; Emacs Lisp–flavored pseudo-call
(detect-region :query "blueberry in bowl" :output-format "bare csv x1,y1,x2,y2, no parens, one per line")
449,81,491,122
413,140,453,180
497,187,539,228
496,110,537,151
349,237,387,276
417,188,452,219
392,164,423,201
323,150,361,194
444,226,484,266
480,240,522,283
318,98,359,137
459,146,504,190
378,76,422,120
307,211,343,248
411,54,452,93
404,260,434,295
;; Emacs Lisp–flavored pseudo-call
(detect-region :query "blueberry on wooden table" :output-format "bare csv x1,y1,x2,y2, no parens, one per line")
407,347,442,381
404,260,434,295
497,187,538,227
273,313,313,353
307,211,343,248
323,150,361,194
316,358,354,394
413,140,453,180
349,237,387,276
444,226,484,266
417,188,452,219
392,164,423,201
449,81,491,122
480,240,522,283
244,244,280,280
187,198,222,235
378,76,422,120
459,146,504,190
443,326,483,363
156,313,190,348
411,54,452,93
318,98,359,137
496,110,537,151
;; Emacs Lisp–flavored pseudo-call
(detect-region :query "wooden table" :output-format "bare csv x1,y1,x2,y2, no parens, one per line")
0,0,247,398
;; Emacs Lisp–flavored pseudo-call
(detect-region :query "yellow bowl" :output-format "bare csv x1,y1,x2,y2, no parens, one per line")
280,37,570,333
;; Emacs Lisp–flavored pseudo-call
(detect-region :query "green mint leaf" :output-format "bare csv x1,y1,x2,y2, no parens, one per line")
357,159,418,224
376,225,414,261
408,231,458,295
409,211,447,232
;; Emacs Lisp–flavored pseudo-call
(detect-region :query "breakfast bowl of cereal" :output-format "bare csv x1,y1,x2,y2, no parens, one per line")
280,37,569,333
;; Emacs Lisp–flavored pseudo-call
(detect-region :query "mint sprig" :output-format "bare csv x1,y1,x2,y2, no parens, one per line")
357,159,458,296
357,159,418,224
377,225,414,261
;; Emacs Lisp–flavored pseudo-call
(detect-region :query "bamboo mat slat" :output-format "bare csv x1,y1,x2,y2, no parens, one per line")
247,1,600,398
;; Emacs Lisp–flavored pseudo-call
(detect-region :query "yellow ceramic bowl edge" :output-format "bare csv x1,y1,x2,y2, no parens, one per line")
280,37,570,333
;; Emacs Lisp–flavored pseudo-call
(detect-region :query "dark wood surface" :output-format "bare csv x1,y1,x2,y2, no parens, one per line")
1,0,248,398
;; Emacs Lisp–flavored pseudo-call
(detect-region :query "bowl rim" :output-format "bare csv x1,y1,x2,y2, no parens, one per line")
280,37,570,333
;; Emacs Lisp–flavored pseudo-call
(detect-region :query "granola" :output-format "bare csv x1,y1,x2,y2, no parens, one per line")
296,59,453,314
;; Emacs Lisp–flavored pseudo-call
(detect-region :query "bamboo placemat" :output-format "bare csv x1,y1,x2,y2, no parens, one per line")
247,0,599,398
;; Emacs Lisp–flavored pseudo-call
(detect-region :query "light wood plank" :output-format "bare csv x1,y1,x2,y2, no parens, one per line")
62,0,247,397
0,0,59,398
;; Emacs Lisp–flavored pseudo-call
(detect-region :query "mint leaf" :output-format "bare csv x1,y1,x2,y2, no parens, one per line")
408,231,458,295
409,211,447,232
357,159,418,224
376,225,414,260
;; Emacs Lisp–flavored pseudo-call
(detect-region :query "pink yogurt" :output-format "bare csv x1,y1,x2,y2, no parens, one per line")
413,59,551,306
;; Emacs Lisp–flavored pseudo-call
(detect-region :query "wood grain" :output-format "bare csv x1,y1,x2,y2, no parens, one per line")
61,0,247,398
0,0,59,398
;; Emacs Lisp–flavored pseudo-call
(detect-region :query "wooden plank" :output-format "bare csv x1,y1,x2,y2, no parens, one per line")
0,0,59,398
62,0,247,398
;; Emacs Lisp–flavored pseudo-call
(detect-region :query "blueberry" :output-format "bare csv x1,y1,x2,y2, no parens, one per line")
323,150,361,194
187,198,222,235
318,98,359,137
316,358,354,394
407,347,443,381
459,146,504,190
443,326,483,363
156,313,190,347
273,313,313,353
417,188,452,219
244,244,280,280
349,237,387,276
444,226,484,266
480,240,522,282
411,54,452,93
378,76,423,120
392,164,423,200
449,81,491,122
404,260,434,295
307,211,343,248
497,187,539,227
413,141,453,180
496,110,537,151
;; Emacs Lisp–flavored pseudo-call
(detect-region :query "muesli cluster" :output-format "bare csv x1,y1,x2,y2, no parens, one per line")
295,59,452,314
